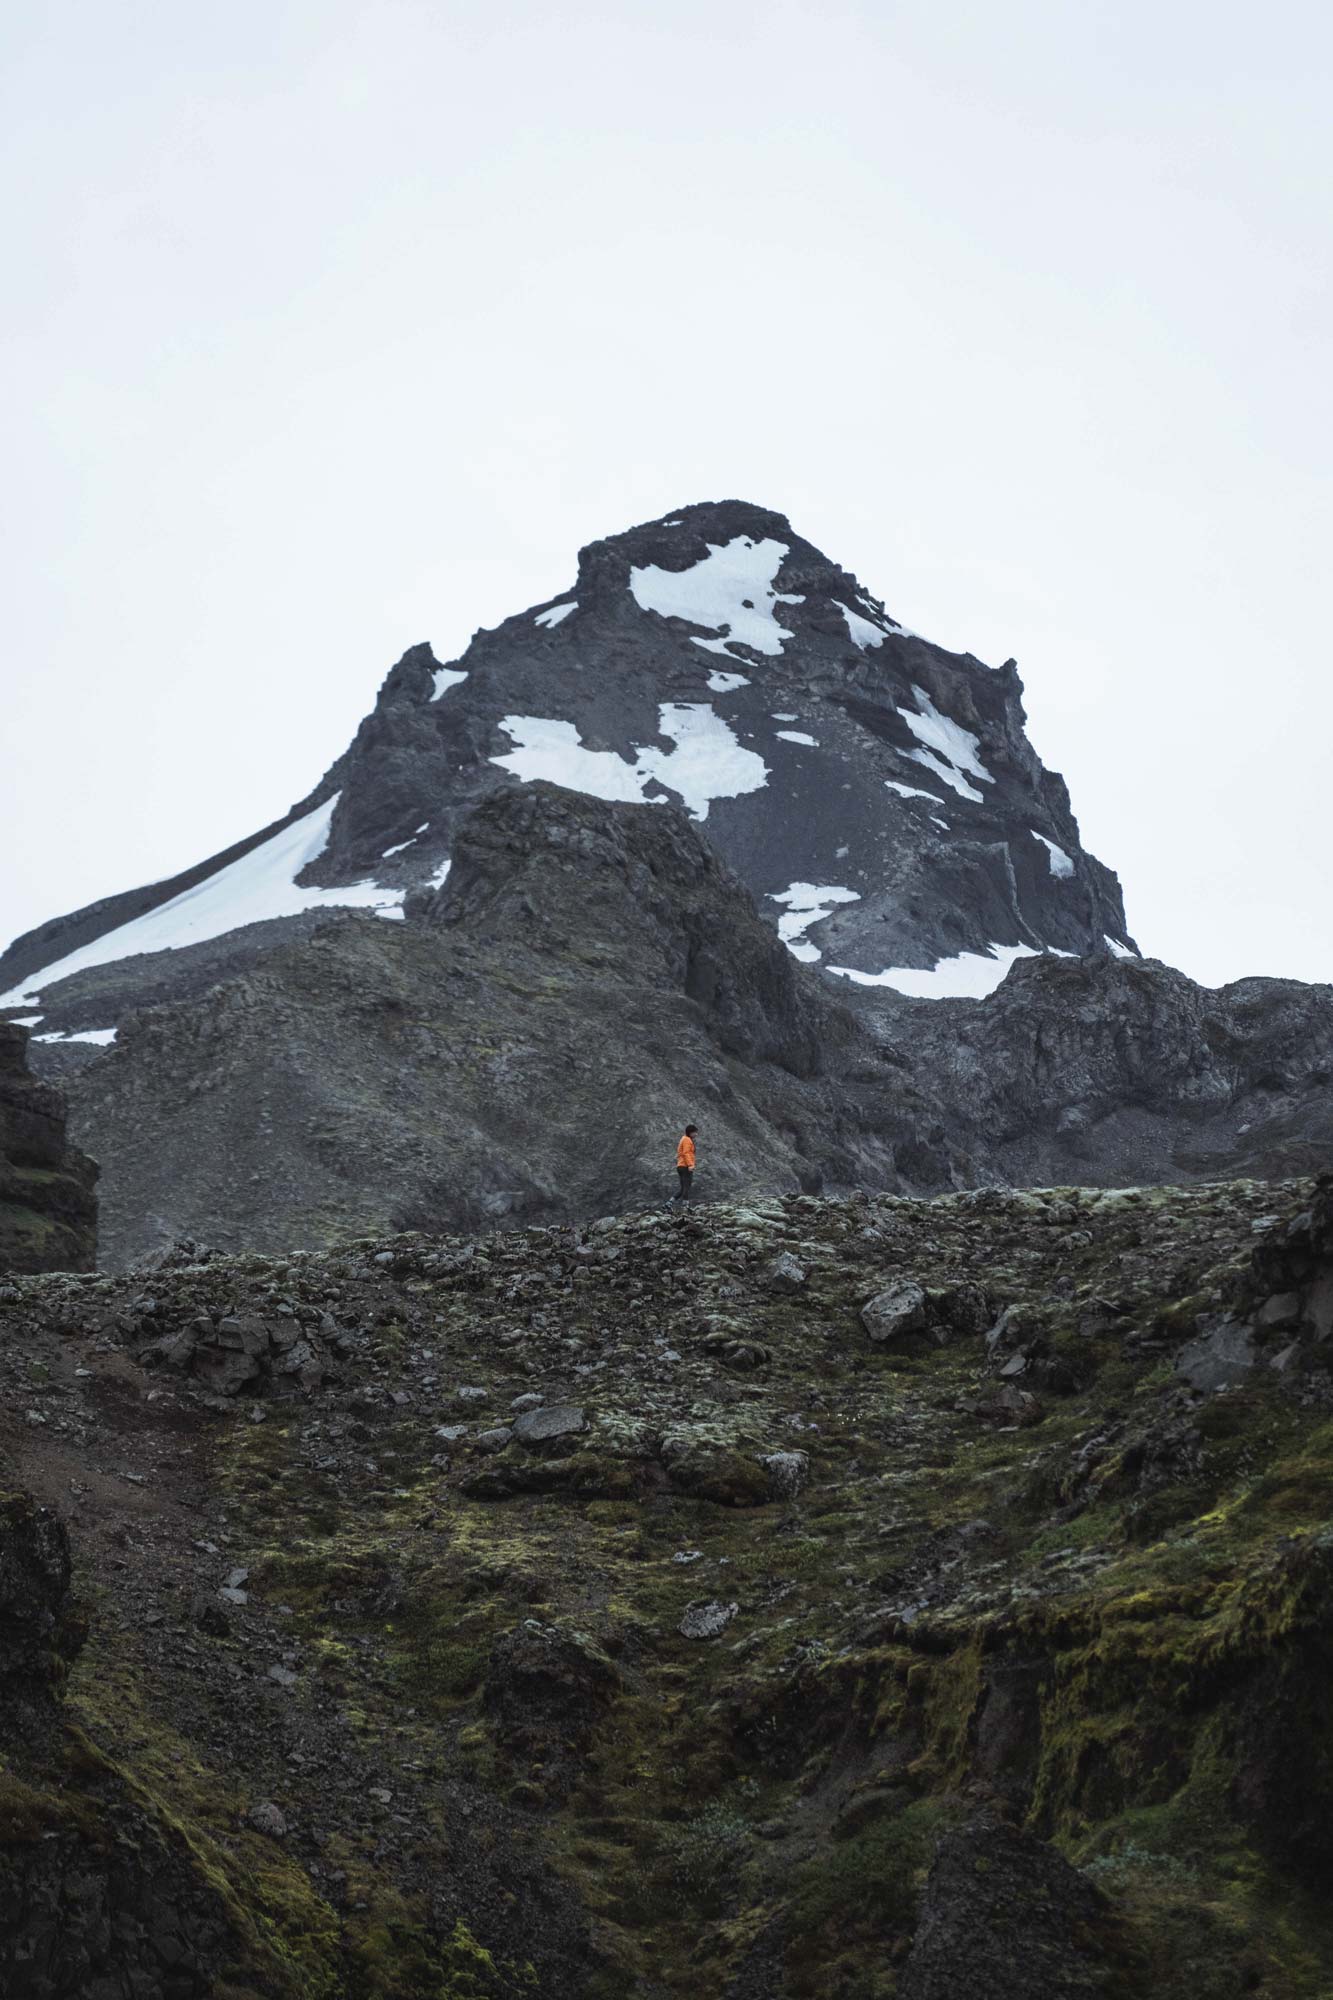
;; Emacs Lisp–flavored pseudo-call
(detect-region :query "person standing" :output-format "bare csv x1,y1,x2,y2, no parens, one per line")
674,1125,698,1204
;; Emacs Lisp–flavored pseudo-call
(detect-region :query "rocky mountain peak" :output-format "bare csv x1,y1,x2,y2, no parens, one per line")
1,499,1134,1045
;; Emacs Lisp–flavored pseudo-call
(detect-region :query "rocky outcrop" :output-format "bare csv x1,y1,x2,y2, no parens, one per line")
0,1489,244,1997
64,785,955,1268
863,950,1333,1187
0,1022,96,1273
0,1490,80,1705
898,1814,1130,1999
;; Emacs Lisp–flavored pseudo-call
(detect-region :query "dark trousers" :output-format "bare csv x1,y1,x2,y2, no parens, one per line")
675,1167,693,1202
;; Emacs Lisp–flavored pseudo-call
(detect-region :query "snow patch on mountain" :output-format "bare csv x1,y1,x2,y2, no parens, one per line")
1034,832,1074,878
1105,934,1137,959
706,671,749,694
884,780,944,804
829,942,1041,999
637,704,770,820
382,823,429,859
776,730,818,747
492,703,769,823
768,883,862,964
490,718,646,804
431,667,468,700
534,601,578,629
897,687,993,803
0,795,404,1008
836,601,886,649
835,599,912,650
629,536,803,657
34,1027,117,1047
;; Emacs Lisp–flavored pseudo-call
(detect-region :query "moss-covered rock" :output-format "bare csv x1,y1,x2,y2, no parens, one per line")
2,1179,1332,1993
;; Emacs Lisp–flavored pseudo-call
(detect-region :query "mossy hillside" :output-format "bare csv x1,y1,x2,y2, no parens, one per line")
1,1177,1331,1995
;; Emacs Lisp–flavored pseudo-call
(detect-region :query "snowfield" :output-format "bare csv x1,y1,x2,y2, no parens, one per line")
629,536,803,659
885,780,944,804
896,686,994,803
768,883,861,964
834,599,911,649
492,703,769,822
829,942,1040,1000
382,823,429,859
0,794,405,1008
1034,832,1075,878
534,601,578,629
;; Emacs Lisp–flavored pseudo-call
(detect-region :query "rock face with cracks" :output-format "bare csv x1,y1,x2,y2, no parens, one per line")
2,1175,1333,1995
0,1021,97,1274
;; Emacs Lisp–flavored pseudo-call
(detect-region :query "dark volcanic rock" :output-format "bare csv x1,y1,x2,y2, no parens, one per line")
61,785,955,1268
0,1490,80,1704
866,950,1333,1188
0,1023,97,1273
898,1813,1129,2000
1,498,1131,1037
0,1488,241,1996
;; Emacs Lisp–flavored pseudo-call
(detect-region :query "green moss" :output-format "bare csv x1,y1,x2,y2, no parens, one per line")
783,1796,965,1995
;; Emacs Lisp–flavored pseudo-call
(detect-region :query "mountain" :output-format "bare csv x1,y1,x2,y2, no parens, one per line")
2,1174,1331,1994
0,498,1133,1045
3,498,1330,1270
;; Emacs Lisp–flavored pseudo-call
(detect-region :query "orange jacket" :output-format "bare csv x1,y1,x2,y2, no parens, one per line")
676,1134,696,1170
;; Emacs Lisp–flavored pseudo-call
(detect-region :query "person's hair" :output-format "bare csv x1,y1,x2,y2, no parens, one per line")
685,1124,697,1134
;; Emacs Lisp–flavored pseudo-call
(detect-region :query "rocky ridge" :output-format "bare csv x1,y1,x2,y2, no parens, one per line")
42,780,1333,1273
859,950,1333,1189
1,1174,1331,1995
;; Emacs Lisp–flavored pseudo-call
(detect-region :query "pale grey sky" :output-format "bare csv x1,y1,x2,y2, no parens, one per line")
2,0,1329,986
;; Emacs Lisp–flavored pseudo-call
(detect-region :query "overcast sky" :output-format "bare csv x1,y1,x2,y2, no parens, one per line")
2,0,1329,986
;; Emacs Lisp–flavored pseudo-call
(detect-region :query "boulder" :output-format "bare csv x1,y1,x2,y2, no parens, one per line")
861,1280,927,1344
192,1341,263,1397
763,1251,808,1294
512,1404,585,1448
761,1450,809,1499
679,1600,738,1641
1175,1318,1256,1393
898,1812,1127,2000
